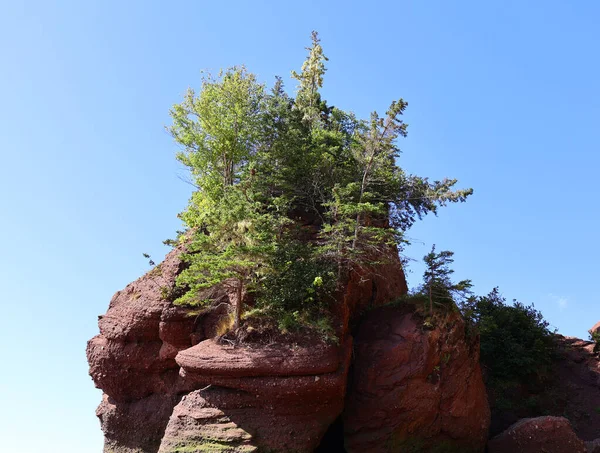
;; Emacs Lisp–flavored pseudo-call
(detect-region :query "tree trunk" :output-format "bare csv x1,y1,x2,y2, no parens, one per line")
429,283,433,314
234,279,243,329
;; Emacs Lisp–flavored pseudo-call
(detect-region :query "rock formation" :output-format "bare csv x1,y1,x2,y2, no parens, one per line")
553,335,600,441
87,247,491,452
344,305,490,452
487,416,587,453
486,329,600,453
487,332,600,444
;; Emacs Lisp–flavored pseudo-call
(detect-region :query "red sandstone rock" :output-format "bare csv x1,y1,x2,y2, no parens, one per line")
86,335,179,401
344,306,490,453
590,321,600,336
88,242,494,453
87,248,236,451
334,249,408,340
487,416,586,453
87,246,383,452
159,341,352,453
175,339,341,377
85,242,600,453
518,336,600,442
97,393,179,453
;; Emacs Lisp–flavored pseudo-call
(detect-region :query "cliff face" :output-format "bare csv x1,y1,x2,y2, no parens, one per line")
87,248,490,452
344,306,490,453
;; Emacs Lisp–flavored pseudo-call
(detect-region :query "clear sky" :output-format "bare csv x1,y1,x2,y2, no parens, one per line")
1,1,599,451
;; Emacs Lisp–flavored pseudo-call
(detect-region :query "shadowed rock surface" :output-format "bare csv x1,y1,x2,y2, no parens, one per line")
488,333,600,445
487,416,586,453
344,306,490,453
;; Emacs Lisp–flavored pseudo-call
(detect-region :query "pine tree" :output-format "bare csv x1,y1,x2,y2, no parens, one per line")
165,33,474,337
291,31,328,128
422,245,472,313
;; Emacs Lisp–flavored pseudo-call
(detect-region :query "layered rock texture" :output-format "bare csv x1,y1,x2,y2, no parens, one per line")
87,247,491,452
344,306,490,452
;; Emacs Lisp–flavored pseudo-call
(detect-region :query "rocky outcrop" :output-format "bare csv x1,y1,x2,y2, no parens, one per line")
97,393,180,453
553,335,600,441
175,339,341,377
87,246,491,452
488,416,586,453
87,248,248,452
87,249,191,452
486,324,600,453
86,246,406,452
158,340,352,452
344,306,490,453
487,332,600,443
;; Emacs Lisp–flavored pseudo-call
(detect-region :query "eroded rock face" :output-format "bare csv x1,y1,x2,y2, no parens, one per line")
86,248,238,452
176,339,341,377
344,306,490,453
87,246,410,453
487,416,586,453
97,393,180,453
88,245,491,452
159,340,352,452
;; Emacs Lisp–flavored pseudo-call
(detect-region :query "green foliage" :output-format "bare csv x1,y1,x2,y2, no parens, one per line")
590,331,600,353
254,240,336,333
291,30,328,127
143,253,155,267
166,32,472,337
169,66,265,199
420,245,472,313
462,287,556,387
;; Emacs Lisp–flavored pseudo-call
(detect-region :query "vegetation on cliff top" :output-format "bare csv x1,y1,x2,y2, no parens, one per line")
464,289,559,432
404,246,557,425
166,32,472,335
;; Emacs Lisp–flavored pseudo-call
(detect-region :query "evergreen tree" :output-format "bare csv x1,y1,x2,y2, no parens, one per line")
168,67,274,328
422,245,472,313
169,67,265,199
166,33,474,337
175,185,285,328
291,31,328,128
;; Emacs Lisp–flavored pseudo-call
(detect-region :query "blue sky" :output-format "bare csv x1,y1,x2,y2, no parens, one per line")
1,1,599,451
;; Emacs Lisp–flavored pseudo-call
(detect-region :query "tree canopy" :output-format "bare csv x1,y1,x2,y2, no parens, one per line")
167,32,473,336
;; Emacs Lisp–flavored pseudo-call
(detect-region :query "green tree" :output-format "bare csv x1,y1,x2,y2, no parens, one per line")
422,245,472,313
175,185,287,328
166,33,474,337
169,67,265,198
291,30,328,127
462,288,556,409
168,67,275,328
